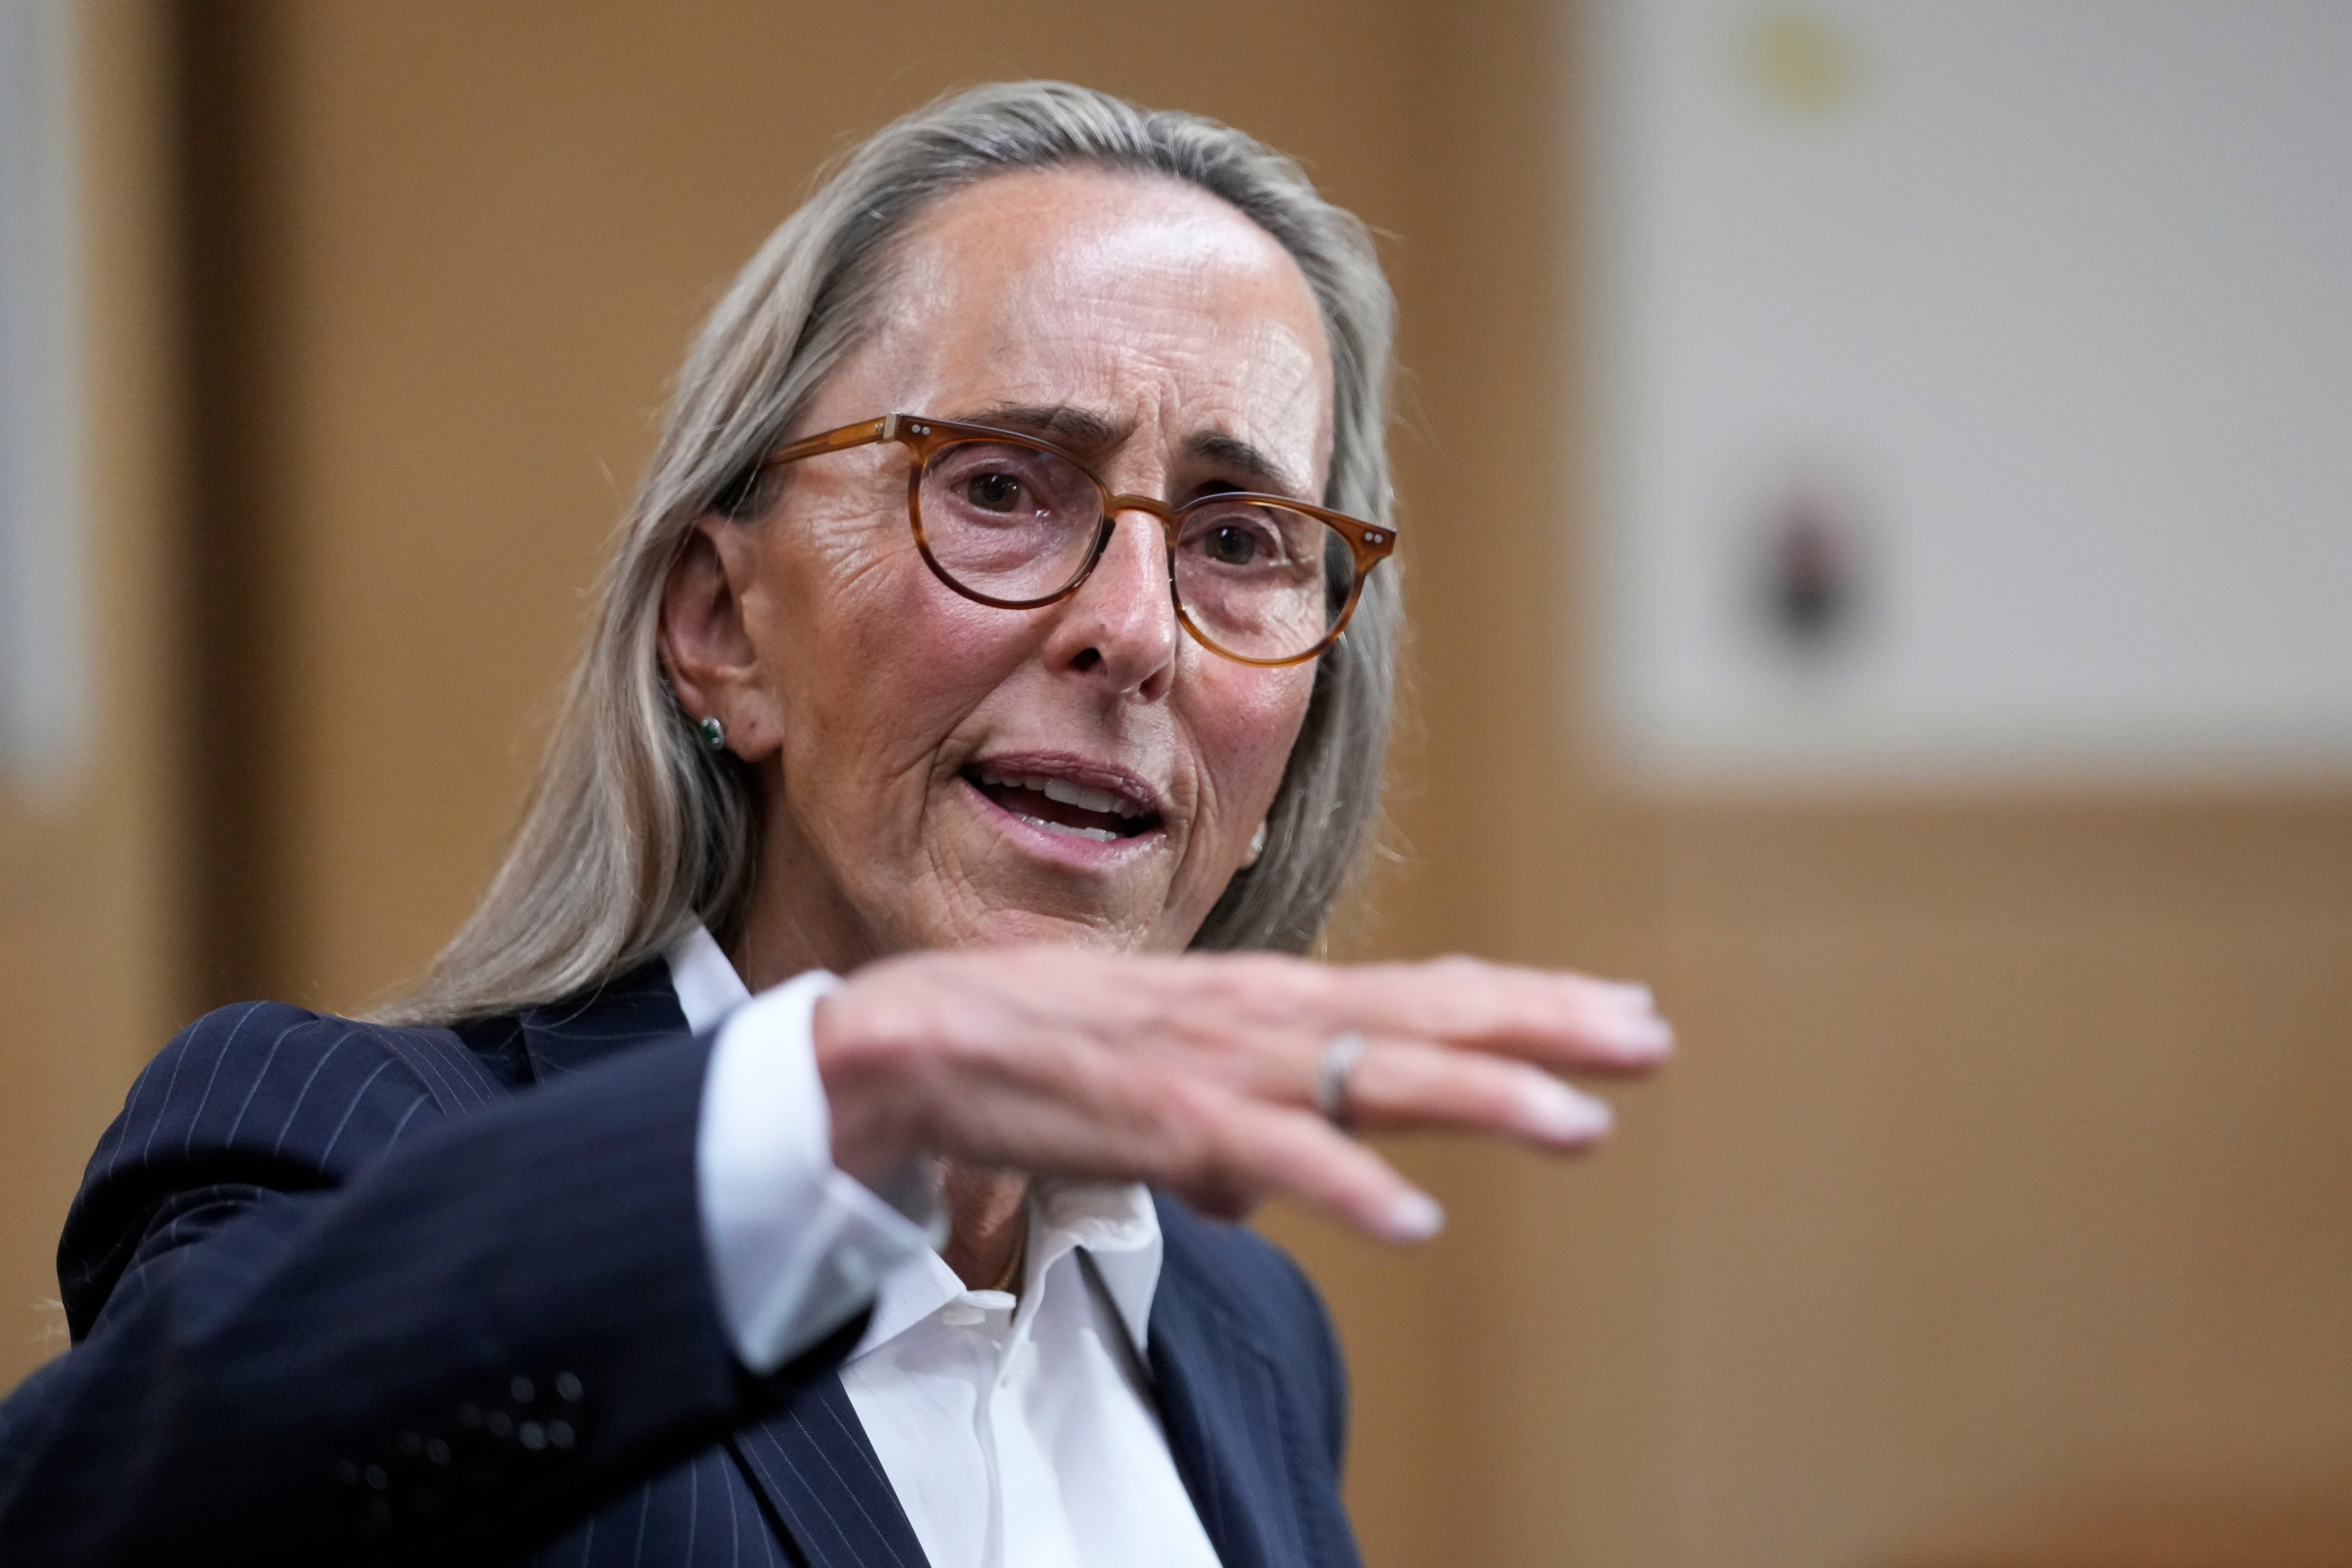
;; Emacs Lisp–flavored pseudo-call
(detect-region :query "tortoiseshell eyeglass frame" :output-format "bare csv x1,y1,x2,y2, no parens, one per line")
751,413,1397,668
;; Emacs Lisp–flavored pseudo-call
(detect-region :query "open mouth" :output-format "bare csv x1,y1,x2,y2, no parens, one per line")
963,763,1162,844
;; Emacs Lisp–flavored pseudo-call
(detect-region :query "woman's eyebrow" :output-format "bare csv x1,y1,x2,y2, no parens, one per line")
1184,430,1305,500
960,403,1307,498
963,403,1129,451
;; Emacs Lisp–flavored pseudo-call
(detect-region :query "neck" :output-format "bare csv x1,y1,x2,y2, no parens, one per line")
938,1163,1032,1296
730,810,881,991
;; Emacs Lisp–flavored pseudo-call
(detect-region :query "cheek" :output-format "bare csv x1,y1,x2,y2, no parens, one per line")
1192,665,1317,817
777,541,1020,775
871,592,1025,723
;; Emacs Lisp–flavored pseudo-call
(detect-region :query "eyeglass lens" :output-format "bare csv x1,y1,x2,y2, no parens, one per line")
919,438,1348,662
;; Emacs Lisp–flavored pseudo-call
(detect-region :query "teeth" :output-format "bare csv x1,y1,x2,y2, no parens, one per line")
1042,777,1124,816
974,766,1146,819
1009,812,1119,843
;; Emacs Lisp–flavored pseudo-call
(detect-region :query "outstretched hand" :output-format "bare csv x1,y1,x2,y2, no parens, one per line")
812,950,1671,1244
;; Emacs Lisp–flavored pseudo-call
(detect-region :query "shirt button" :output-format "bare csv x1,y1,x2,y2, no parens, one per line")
939,1300,985,1327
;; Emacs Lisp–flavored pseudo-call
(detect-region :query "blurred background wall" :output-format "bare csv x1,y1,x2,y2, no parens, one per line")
1,3,2347,1564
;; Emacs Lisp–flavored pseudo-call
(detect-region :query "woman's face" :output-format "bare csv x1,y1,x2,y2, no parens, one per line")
685,167,1335,969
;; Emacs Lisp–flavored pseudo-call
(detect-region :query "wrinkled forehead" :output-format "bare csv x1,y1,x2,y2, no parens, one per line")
857,166,1336,489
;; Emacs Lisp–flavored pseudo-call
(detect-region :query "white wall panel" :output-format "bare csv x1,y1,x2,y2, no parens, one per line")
1586,1,2352,789
0,0,88,784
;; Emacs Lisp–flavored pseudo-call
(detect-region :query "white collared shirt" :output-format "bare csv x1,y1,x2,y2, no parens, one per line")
676,928,1222,1568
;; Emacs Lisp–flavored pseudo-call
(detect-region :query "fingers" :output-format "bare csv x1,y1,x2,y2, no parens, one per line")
879,1051,1449,1247
1016,1059,1451,1245
815,945,1666,1243
1336,1040,1615,1148
1322,957,1673,1075
1172,1092,1446,1245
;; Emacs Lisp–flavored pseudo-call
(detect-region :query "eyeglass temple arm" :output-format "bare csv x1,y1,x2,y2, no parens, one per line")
762,414,903,471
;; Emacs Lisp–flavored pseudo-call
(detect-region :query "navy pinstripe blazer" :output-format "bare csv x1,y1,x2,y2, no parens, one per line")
0,962,1365,1567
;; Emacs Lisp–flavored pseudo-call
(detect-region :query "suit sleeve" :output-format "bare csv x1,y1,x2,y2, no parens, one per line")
0,1003,845,1566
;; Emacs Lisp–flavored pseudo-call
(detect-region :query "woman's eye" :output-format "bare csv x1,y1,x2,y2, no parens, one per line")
1203,525,1263,566
963,471,1026,512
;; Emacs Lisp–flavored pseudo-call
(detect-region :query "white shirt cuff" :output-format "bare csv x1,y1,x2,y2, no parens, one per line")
695,969,941,1374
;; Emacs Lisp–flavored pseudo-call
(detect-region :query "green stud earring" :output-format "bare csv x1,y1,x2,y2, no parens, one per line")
697,716,726,752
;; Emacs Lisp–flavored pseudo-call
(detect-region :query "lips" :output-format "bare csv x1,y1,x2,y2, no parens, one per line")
962,757,1164,843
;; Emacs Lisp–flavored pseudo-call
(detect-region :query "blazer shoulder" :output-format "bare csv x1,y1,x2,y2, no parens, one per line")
113,1002,430,1148
106,999,531,1172
112,1002,445,1151
62,1005,463,1332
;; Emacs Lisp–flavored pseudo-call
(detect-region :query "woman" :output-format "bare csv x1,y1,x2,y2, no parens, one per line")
0,82,1667,1566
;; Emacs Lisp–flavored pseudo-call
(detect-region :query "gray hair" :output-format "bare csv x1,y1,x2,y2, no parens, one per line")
386,81,1400,1025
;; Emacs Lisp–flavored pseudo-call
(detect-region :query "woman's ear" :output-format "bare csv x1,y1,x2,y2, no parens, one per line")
658,516,784,761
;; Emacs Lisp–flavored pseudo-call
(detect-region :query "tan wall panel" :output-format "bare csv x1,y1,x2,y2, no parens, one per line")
1639,910,2352,1562
0,0,187,1395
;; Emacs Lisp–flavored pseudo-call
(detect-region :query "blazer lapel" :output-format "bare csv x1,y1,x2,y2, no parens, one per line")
729,1373,932,1568
1147,1247,1311,1568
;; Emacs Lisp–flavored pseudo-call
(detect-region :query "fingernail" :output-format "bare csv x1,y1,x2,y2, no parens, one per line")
1527,1080,1614,1143
1607,981,1655,1010
1602,988,1673,1058
1621,1014,1675,1057
1384,1191,1446,1243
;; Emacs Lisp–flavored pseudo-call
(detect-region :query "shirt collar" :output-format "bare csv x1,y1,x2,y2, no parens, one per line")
1034,1179,1161,1355
665,924,751,1035
849,1179,1162,1360
660,923,1163,1357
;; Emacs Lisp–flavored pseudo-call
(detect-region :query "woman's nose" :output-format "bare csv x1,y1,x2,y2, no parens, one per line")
1042,506,1179,697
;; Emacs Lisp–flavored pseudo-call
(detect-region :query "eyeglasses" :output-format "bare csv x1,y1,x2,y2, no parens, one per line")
754,413,1396,667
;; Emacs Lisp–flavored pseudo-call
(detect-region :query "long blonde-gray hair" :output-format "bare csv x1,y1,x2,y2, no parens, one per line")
388,81,1400,1025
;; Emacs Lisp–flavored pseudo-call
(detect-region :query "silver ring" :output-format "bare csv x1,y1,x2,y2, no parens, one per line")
1313,1031,1368,1129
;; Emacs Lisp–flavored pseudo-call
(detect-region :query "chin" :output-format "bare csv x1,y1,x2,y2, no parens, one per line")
922,898,1151,954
